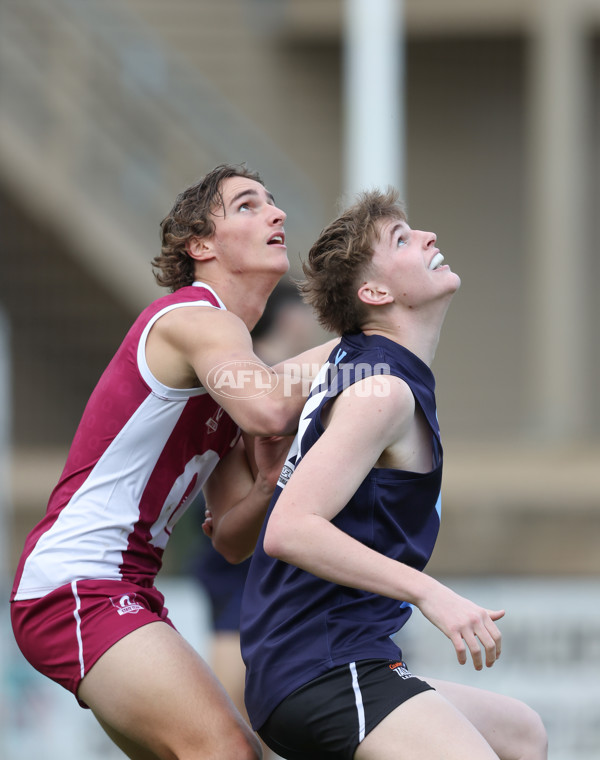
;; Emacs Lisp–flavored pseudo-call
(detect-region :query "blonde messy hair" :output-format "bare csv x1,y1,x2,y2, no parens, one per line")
300,188,406,335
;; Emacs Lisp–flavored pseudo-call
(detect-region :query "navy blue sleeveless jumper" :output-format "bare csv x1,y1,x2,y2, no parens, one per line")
240,332,443,730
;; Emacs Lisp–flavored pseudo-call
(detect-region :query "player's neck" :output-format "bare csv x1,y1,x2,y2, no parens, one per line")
194,270,281,330
362,300,452,366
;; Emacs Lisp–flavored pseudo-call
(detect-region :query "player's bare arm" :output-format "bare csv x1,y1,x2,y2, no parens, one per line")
202,436,272,562
264,374,504,670
147,307,336,436
271,337,339,377
146,305,297,435
203,432,294,562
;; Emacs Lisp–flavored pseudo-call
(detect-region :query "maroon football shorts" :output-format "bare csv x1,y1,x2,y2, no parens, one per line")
11,579,176,707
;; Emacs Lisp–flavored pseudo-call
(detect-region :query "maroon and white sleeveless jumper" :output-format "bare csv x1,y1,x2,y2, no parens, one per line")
12,282,240,602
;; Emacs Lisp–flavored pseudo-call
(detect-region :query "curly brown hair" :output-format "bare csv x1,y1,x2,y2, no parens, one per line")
153,163,264,291
300,188,406,335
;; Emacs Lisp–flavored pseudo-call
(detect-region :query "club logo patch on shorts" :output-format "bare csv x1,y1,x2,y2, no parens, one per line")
110,594,144,616
388,661,414,679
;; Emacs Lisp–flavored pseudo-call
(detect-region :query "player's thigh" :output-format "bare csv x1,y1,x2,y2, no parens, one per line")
354,688,499,760
95,716,162,760
427,678,547,760
211,630,246,713
78,621,260,760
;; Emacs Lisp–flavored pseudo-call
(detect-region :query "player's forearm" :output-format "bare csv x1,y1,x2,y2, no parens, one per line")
211,474,274,563
266,339,338,419
271,337,337,376
264,510,506,670
215,366,314,437
263,511,436,606
236,350,334,436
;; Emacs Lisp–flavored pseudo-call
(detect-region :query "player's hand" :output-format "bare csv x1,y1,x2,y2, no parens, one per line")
202,508,214,538
418,582,504,670
253,434,295,489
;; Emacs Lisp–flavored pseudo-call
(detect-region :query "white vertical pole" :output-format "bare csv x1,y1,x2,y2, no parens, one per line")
343,0,405,199
526,0,590,438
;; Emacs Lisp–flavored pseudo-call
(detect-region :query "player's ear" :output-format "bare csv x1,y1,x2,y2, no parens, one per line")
357,281,394,307
187,236,217,262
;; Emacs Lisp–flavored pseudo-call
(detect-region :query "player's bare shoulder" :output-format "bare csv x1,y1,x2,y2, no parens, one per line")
324,374,415,448
153,303,245,350
146,304,249,389
335,374,433,473
345,373,414,419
